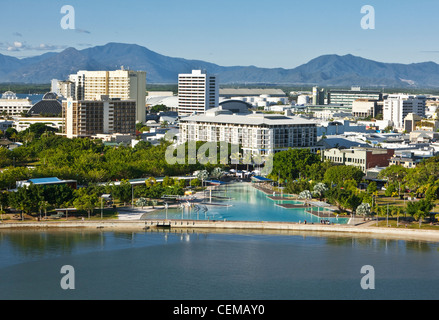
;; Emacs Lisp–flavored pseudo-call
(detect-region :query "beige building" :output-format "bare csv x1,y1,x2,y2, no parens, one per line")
62,96,136,139
69,68,146,123
322,147,394,172
415,119,439,132
352,99,381,118
403,113,423,133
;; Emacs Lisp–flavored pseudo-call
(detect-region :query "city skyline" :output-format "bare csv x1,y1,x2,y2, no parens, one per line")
2,0,439,69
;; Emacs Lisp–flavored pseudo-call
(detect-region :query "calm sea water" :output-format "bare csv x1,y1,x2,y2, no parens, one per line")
1,229,439,300
1,183,438,301
16,94,44,104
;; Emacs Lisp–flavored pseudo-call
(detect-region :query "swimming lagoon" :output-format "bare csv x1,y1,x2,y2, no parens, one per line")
143,183,349,224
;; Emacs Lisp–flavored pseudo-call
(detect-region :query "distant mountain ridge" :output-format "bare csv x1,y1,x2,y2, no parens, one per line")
1,42,439,88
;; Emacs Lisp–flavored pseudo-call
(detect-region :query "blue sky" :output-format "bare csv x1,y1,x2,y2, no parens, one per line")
1,0,439,68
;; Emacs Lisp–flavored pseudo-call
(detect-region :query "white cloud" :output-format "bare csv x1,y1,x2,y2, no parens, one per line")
35,43,67,51
1,41,67,53
75,28,91,34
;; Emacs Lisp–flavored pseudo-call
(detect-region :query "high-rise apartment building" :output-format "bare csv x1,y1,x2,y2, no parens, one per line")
178,70,218,116
68,68,146,123
62,96,136,139
51,79,75,99
383,94,426,129
312,86,325,105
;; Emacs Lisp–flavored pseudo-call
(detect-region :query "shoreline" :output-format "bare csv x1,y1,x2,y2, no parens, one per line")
2,219,439,242
2,183,438,242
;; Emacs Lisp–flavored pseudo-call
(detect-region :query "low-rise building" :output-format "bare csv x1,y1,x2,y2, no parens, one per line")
0,91,33,115
321,147,395,172
14,117,64,132
404,113,423,133
389,150,434,168
409,130,439,143
16,177,77,190
0,120,13,132
352,99,382,118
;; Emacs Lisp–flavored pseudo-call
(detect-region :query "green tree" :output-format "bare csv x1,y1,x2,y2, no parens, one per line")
285,179,310,195
324,165,364,187
73,189,99,219
150,104,169,113
0,191,8,221
406,199,434,222
271,148,320,182
112,180,132,206
190,178,201,187
366,181,377,194
8,184,43,219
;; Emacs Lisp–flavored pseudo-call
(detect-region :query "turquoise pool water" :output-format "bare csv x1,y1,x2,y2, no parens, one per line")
143,183,349,224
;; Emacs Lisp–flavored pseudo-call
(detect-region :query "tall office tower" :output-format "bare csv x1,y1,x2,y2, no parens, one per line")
62,96,136,139
312,86,325,105
383,94,426,129
178,70,218,116
69,68,147,123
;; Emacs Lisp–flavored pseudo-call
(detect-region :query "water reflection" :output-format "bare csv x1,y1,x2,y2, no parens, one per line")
1,229,439,300
1,229,438,267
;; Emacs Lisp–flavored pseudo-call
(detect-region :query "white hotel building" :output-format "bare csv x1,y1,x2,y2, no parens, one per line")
0,91,33,116
179,107,318,157
178,70,218,116
383,94,426,130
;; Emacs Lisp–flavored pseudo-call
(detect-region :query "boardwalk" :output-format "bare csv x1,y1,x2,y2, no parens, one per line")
305,209,338,218
276,203,309,209
3,219,439,242
267,195,297,201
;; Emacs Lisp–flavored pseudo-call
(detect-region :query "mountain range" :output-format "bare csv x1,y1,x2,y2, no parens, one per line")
1,42,439,88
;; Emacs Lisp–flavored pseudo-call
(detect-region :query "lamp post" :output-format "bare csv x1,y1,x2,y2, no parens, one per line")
387,203,389,227
131,183,134,209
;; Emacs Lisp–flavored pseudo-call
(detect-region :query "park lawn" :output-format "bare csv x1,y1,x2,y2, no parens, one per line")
376,218,439,230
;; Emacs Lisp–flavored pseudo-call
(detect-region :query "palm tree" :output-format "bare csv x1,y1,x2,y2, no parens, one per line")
211,167,225,181
136,197,148,209
38,200,49,220
313,183,328,201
